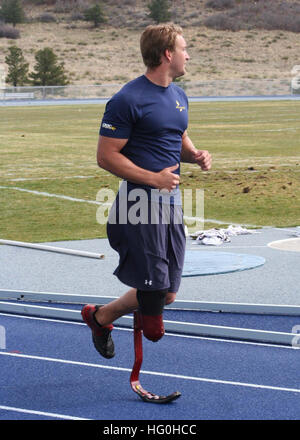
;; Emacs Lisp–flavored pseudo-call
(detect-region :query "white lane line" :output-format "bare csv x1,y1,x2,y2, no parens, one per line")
0,312,297,350
0,405,91,420
1,351,300,395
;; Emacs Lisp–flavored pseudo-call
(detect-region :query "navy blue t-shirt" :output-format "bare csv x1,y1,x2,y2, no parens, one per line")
99,75,188,193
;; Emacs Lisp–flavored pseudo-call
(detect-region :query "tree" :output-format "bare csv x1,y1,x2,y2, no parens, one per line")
0,0,25,27
84,3,106,28
29,47,69,86
148,0,171,24
5,45,29,86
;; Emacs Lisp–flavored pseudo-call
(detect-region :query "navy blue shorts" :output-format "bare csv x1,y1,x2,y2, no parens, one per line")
107,197,186,293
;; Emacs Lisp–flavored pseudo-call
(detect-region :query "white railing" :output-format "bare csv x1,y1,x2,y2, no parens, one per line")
0,79,298,102
0,84,123,101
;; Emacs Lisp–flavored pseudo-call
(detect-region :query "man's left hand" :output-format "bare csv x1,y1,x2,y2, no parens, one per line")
194,150,212,171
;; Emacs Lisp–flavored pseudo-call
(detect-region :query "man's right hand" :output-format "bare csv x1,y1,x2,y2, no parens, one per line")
155,164,180,191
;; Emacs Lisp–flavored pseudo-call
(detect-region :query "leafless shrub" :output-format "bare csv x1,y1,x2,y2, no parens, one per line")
204,0,300,32
205,0,235,10
0,24,20,39
70,12,85,21
24,0,56,5
39,13,57,22
54,0,90,13
121,0,137,5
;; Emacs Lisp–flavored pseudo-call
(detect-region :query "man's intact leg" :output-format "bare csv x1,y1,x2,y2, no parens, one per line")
94,289,176,326
94,288,138,325
81,288,138,359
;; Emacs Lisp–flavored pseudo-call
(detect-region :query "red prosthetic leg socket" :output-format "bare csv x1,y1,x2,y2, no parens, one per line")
140,313,165,342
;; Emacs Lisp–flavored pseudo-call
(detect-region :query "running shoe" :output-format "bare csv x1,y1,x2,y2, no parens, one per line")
81,304,115,359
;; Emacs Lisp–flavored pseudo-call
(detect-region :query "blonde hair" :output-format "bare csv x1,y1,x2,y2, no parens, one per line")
140,23,183,68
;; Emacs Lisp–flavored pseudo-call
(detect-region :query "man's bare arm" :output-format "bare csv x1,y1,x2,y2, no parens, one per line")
180,130,212,171
97,135,180,191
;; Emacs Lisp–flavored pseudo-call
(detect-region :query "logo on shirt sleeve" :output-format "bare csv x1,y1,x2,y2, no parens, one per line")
102,122,117,131
176,100,186,112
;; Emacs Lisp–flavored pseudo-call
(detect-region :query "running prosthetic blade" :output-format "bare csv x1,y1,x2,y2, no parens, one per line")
130,311,181,403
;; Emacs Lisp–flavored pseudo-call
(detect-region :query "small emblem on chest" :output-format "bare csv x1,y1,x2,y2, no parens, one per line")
176,100,185,112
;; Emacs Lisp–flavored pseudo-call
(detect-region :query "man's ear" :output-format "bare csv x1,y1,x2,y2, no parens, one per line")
163,48,172,63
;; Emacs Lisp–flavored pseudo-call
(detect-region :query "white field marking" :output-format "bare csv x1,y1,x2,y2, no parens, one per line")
0,312,297,350
221,168,298,173
9,175,95,182
194,128,299,133
185,216,261,227
0,184,261,227
190,245,267,249
183,158,300,166
268,238,300,252
0,405,91,420
1,351,300,395
209,156,300,163
259,128,299,132
0,185,109,206
198,118,300,123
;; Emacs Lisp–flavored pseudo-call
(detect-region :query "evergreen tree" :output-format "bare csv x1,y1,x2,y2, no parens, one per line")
84,3,106,28
5,45,29,86
148,0,171,24
29,47,69,86
0,0,25,27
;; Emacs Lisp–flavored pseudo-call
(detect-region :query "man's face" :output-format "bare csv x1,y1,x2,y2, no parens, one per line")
170,35,190,79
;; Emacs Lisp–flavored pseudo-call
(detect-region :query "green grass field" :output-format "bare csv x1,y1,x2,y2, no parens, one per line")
0,101,299,243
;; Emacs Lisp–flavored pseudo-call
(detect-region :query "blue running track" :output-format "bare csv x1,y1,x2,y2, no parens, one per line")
1,308,300,422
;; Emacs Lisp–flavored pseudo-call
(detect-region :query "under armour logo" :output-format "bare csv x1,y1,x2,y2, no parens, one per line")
145,280,152,286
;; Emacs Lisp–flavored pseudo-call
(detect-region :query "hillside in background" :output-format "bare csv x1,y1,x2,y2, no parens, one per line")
0,0,299,85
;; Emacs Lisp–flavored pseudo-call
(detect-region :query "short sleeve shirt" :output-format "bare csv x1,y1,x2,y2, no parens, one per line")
99,75,188,201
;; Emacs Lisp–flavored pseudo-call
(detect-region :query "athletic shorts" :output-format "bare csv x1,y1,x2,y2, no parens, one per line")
106,195,186,293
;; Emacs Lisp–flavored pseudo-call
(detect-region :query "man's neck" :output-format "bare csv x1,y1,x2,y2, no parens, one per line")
145,68,173,88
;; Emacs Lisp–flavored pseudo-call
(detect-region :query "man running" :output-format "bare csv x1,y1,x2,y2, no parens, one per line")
81,23,211,359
